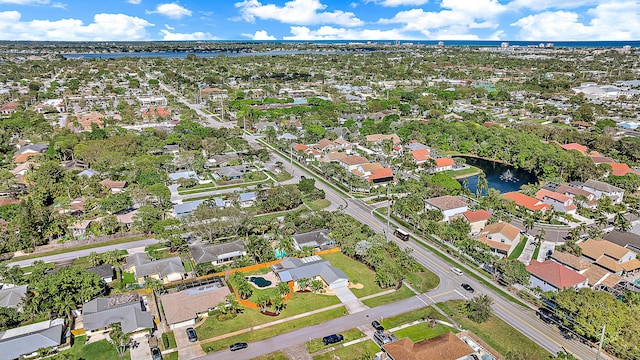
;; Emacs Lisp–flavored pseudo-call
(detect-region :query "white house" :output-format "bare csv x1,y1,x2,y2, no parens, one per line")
424,195,468,222
526,260,589,292
581,179,624,204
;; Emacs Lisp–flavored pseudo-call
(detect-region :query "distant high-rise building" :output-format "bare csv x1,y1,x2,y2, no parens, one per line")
438,41,444,47
501,42,509,48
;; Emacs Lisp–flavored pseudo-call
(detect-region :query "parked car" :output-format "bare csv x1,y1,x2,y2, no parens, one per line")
230,342,248,351
371,320,384,331
322,334,344,345
151,347,163,360
461,283,475,293
186,327,198,342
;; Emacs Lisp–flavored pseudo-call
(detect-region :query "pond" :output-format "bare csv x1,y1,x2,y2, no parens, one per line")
457,156,537,195
249,276,272,288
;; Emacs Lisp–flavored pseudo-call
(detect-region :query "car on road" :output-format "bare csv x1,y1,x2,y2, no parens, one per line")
451,267,463,276
151,347,163,360
186,327,198,342
371,320,384,331
461,283,475,293
230,342,248,351
322,334,344,345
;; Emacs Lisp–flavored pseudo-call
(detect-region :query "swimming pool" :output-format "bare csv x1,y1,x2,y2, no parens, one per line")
249,276,272,288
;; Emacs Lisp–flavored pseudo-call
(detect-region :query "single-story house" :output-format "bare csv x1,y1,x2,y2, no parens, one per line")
213,165,251,180
82,296,154,335
99,179,127,194
272,255,349,290
205,153,241,168
124,253,186,284
381,332,474,360
168,171,198,182
424,196,468,222
87,264,115,283
0,284,28,309
476,222,521,257
160,281,230,329
78,169,99,178
526,260,589,292
292,229,334,250
189,240,247,265
0,318,65,360
238,192,256,208
173,200,204,218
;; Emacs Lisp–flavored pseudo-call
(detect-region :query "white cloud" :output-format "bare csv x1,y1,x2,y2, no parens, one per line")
370,0,429,6
235,0,364,27
127,0,142,4
0,0,49,4
51,2,65,8
243,30,276,40
283,25,407,40
147,3,192,19
0,11,153,40
159,29,217,40
164,24,174,30
508,0,597,11
511,1,640,40
379,0,505,38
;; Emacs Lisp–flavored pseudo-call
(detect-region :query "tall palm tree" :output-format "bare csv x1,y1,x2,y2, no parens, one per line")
476,173,488,198
535,228,546,245
524,217,535,234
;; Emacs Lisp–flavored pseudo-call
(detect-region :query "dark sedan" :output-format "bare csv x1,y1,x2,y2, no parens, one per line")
461,283,475,293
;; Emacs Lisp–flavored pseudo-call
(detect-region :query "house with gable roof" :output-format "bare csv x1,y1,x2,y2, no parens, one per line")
526,260,589,292
189,240,247,266
503,192,552,213
476,222,522,257
0,318,65,360
292,229,334,251
425,196,468,222
82,295,154,336
463,210,491,234
581,179,624,204
271,255,349,290
579,239,640,275
381,332,474,360
535,189,577,214
124,253,185,284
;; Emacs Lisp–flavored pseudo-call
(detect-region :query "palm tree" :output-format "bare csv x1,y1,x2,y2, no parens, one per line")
614,212,631,232
271,296,286,315
256,294,271,312
596,216,608,229
534,228,546,245
311,279,325,293
588,225,603,240
523,217,535,234
276,282,291,297
297,277,311,291
476,172,488,198
225,294,241,315
466,294,494,323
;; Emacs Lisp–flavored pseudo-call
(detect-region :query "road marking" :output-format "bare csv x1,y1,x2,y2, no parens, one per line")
454,290,468,300
430,289,455,298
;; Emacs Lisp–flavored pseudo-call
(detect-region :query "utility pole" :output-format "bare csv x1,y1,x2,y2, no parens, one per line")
386,186,390,241
596,324,605,360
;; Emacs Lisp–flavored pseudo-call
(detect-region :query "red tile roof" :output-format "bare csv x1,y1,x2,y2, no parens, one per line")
526,260,588,289
560,143,588,154
535,189,570,203
382,332,474,360
367,168,393,181
293,144,309,152
435,158,454,167
463,210,492,223
503,192,551,212
340,155,369,166
411,149,431,162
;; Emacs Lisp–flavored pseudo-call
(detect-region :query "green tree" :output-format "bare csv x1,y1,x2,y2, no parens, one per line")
256,294,271,312
144,277,164,292
109,323,130,357
276,281,291,297
466,294,493,323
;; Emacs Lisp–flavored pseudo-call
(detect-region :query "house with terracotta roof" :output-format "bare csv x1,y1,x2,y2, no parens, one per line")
313,138,337,152
99,179,127,194
463,210,492,234
560,143,588,155
0,101,18,115
550,251,623,289
503,192,551,212
339,155,369,171
410,148,431,165
535,189,577,214
579,239,640,275
425,196,468,222
367,167,394,185
432,157,455,173
381,332,474,360
322,151,348,163
476,222,522,257
365,133,401,145
526,260,589,292
71,112,104,131
581,179,624,204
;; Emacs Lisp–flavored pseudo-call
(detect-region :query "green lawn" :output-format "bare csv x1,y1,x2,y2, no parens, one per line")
306,328,364,353
312,340,379,360
162,331,177,350
305,199,331,211
438,300,551,359
508,236,528,259
252,351,288,360
362,285,415,308
379,306,445,330
393,323,455,342
122,271,136,285
201,306,346,352
163,351,179,360
532,242,541,261
443,166,482,179
197,291,341,340
403,268,440,293
320,252,384,297
184,260,193,272
54,336,129,360
267,170,293,182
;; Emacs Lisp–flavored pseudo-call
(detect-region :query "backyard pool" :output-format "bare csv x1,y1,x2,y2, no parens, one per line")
249,276,272,288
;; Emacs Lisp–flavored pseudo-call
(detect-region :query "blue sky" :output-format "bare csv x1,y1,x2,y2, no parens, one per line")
0,0,638,41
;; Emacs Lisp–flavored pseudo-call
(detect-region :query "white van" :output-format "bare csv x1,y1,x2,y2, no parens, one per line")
451,267,463,276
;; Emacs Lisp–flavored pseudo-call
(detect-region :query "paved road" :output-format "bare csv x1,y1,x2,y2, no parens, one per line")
158,82,232,129
7,238,159,268
197,142,605,360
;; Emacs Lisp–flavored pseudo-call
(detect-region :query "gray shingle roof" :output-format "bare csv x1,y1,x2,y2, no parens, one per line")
583,179,624,194
292,229,333,249
0,318,64,360
239,192,256,202
173,200,204,216
83,298,154,334
274,256,348,285
189,240,246,264
86,264,114,279
125,253,185,279
0,284,27,308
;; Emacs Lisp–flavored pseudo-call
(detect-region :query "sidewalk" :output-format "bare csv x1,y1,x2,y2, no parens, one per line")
517,234,535,265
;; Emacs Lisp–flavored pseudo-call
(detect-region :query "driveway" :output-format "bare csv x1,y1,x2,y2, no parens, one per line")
174,325,206,360
129,333,152,360
332,286,368,314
